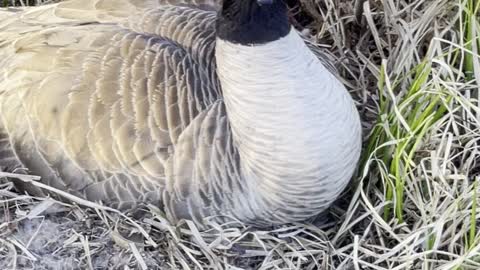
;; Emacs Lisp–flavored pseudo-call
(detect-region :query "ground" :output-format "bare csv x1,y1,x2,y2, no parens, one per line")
1,0,480,269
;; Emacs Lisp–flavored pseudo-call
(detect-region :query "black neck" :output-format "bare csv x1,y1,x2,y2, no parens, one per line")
216,0,291,45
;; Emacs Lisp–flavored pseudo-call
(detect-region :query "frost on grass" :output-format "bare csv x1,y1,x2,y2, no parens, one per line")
1,0,480,269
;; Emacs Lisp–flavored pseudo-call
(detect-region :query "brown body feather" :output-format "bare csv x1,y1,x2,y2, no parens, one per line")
0,1,230,219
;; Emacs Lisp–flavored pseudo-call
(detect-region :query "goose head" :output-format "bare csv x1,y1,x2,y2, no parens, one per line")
216,0,291,45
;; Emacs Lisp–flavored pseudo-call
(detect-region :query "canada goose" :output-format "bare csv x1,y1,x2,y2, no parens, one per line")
0,0,362,226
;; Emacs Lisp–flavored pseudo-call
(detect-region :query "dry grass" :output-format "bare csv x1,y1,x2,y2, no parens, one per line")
1,0,480,269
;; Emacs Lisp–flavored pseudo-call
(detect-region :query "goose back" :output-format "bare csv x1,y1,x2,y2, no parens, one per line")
0,1,228,214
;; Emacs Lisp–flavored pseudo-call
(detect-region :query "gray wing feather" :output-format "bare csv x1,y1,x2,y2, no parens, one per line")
164,101,242,223
0,3,221,209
